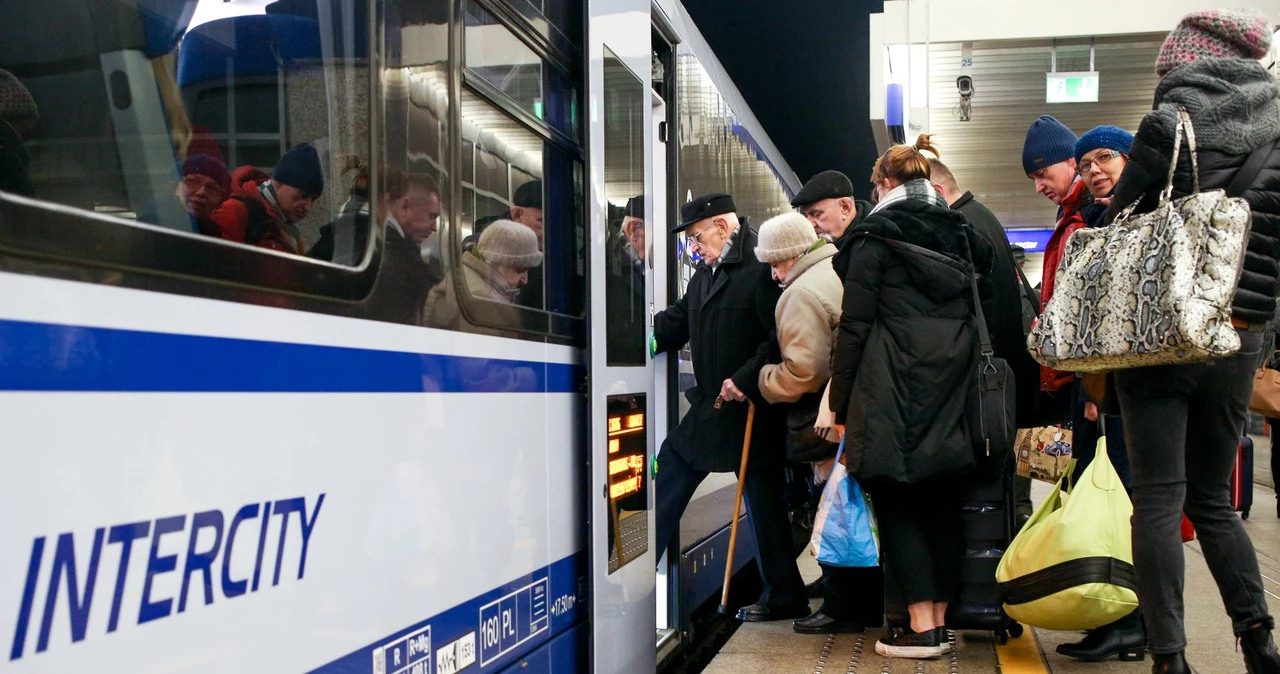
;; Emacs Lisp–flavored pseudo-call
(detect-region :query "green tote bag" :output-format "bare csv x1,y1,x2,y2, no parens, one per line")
995,438,1139,631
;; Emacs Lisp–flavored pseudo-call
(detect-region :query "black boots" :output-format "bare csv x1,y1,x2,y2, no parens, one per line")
1057,612,1145,662
1240,621,1280,673
1151,652,1191,674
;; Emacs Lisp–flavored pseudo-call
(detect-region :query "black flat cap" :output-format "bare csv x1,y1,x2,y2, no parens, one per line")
513,179,543,209
675,192,735,233
625,195,644,219
790,170,853,208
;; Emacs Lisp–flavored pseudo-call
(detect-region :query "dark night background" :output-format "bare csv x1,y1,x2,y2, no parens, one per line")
682,0,886,201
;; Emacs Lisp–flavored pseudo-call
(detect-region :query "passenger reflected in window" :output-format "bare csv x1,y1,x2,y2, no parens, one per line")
309,155,373,264
211,142,325,255
378,170,445,325
606,195,647,364
424,219,542,336
464,179,545,310
138,154,230,237
0,68,38,197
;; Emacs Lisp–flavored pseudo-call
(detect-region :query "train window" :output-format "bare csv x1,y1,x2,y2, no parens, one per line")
603,48,646,366
0,0,370,260
422,86,582,337
463,0,579,140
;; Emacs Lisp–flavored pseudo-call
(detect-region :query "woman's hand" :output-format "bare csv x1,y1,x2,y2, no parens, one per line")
1084,402,1099,422
719,378,747,402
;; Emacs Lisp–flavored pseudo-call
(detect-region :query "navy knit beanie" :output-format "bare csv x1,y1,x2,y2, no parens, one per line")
273,143,325,196
1022,116,1078,175
1074,125,1135,163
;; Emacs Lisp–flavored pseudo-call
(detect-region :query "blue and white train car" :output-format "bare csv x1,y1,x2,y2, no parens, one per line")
0,0,798,672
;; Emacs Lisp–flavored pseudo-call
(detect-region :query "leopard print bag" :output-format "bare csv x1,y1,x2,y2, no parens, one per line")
1028,107,1251,372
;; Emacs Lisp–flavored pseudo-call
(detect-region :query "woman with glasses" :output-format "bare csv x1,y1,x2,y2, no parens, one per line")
1049,127,1148,664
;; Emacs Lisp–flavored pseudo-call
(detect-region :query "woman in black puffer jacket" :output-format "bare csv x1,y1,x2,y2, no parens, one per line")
829,135,993,660
1104,10,1280,673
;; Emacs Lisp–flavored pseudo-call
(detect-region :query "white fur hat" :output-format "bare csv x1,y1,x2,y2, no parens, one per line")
755,212,817,263
479,219,543,268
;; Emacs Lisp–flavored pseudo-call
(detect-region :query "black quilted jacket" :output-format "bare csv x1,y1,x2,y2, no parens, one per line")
1108,58,1280,325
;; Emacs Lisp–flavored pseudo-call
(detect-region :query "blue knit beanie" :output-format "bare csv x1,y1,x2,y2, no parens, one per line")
1022,116,1078,175
1074,125,1135,163
273,143,325,196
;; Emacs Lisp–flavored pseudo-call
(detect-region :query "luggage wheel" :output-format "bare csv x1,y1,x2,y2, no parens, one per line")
1243,509,1251,520
1008,622,1024,639
996,630,1008,645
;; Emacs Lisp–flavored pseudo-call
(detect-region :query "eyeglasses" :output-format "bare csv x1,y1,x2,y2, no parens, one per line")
1078,150,1124,175
686,222,715,244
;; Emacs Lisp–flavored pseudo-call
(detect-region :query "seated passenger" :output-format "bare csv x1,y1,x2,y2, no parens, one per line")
139,154,231,237
212,142,325,254
423,219,541,336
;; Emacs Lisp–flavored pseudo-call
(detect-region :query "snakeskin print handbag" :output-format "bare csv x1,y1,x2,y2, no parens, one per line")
1028,107,1256,372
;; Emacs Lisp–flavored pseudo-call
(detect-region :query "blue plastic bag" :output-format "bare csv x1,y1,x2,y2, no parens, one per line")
809,439,880,568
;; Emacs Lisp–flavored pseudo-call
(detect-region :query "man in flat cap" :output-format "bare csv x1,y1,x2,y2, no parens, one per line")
791,170,873,281
652,192,807,622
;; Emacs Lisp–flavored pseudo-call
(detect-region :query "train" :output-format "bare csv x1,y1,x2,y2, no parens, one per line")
0,0,799,672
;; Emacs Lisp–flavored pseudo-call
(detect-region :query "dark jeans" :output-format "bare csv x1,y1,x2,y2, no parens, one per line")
654,441,806,607
864,479,963,606
1114,330,1272,653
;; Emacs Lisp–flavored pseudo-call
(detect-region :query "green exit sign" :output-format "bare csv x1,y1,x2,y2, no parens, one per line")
1046,71,1099,103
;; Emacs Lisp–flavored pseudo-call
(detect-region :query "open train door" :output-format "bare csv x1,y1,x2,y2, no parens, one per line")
586,2,657,672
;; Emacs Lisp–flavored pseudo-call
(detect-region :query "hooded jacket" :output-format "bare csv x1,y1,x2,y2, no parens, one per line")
828,196,993,484
1107,57,1280,326
758,242,842,404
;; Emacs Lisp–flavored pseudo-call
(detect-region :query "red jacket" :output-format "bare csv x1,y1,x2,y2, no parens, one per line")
1038,178,1089,392
210,166,306,255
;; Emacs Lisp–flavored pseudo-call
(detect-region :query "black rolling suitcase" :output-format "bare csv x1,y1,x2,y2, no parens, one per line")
884,458,1024,644
1231,436,1255,519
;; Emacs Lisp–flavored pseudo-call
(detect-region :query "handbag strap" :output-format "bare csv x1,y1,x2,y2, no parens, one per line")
1226,141,1272,199
1116,106,1199,221
961,233,995,359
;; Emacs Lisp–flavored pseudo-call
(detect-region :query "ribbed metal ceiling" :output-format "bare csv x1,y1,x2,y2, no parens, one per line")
927,34,1165,228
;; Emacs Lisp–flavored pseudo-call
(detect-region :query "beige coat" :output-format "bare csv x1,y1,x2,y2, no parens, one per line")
758,243,843,404
423,251,525,337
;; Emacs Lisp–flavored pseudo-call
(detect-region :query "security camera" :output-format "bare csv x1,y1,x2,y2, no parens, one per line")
955,76,974,122
957,75,974,99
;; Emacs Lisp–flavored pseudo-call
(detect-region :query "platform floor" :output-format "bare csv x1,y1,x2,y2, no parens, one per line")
703,469,1280,674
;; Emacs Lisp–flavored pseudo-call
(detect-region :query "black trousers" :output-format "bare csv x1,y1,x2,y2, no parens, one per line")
818,563,885,624
863,479,963,606
1114,329,1272,653
654,441,806,607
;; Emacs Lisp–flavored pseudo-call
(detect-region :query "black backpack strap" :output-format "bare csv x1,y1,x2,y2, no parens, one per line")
1227,141,1273,199
231,195,273,244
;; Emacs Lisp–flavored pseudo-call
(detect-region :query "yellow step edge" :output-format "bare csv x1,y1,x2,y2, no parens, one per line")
996,628,1052,674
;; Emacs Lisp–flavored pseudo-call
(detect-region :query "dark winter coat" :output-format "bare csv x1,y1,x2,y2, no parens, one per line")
654,227,785,473
828,199,993,484
952,192,1041,427
1107,58,1280,325
367,226,443,326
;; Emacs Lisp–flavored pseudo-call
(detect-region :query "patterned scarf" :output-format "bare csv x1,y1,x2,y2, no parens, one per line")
870,178,950,214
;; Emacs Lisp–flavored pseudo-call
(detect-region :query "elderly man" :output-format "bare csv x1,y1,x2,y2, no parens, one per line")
791,170,872,251
653,193,807,622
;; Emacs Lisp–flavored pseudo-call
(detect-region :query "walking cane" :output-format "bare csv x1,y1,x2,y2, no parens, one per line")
717,400,756,615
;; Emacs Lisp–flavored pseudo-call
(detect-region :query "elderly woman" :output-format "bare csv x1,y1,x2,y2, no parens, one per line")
751,212,875,635
1103,10,1280,673
424,219,542,336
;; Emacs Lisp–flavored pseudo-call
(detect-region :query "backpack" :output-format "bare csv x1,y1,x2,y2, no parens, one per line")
230,194,275,245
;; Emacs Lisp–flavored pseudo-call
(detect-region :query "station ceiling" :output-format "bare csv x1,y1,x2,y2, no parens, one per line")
682,0,886,202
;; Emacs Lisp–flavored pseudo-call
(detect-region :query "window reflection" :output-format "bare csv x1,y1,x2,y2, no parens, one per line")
603,48,646,366
0,0,369,258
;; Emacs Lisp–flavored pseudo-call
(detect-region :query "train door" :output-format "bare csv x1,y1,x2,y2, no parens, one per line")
587,3,656,673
